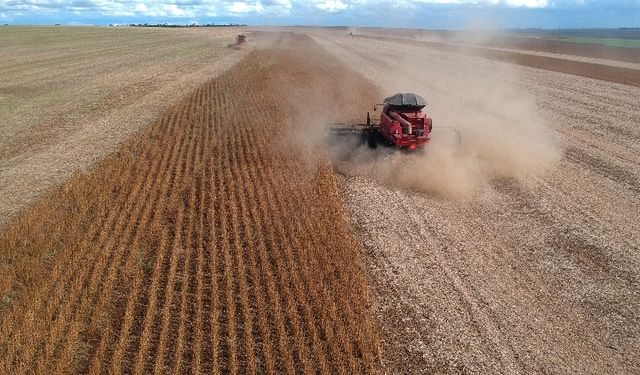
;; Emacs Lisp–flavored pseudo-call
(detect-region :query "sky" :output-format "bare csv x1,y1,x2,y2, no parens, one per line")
0,0,639,29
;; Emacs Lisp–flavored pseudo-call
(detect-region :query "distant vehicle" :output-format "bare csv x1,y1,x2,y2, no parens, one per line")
236,34,248,47
228,34,248,49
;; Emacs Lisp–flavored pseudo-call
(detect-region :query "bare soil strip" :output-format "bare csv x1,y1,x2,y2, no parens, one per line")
355,34,640,87
471,35,640,63
346,28,640,63
448,43,640,70
0,33,380,374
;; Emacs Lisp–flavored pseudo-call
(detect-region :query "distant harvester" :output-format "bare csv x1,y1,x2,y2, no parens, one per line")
228,34,248,49
236,34,248,47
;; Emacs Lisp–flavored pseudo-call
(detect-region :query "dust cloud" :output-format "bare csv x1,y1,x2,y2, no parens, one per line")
310,32,563,200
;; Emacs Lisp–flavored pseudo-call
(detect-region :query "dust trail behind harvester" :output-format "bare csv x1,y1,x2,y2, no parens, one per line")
312,32,563,200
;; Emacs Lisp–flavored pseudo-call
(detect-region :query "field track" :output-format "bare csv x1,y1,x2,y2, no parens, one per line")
354,34,640,86
349,28,640,63
0,33,380,374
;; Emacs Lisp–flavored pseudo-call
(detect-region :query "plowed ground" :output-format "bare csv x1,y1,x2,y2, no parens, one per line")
0,33,380,374
354,34,640,87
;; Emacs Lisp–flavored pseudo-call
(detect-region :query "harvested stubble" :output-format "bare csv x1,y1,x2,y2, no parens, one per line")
0,32,380,374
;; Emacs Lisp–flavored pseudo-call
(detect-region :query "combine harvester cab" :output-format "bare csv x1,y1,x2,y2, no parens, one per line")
378,93,432,150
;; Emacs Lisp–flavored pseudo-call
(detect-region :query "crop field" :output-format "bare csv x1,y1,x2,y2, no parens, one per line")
312,29,640,373
558,37,640,49
343,27,640,64
0,33,379,374
337,32,640,86
0,26,246,228
1,26,639,375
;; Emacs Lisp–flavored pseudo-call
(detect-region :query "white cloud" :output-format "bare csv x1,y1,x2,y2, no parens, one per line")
413,0,548,6
0,0,585,20
314,0,349,12
229,1,250,12
0,0,292,17
135,3,148,12
504,0,548,7
226,1,270,13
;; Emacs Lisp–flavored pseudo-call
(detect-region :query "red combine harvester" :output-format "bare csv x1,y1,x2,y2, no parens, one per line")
236,34,248,47
377,93,431,149
331,93,433,150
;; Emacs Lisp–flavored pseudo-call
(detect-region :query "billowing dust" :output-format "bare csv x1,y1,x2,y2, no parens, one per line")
298,39,563,200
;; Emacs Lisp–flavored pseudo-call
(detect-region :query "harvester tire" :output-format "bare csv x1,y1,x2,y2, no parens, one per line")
367,131,377,149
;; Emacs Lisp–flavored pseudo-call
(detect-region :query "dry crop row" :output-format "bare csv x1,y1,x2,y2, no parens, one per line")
0,33,380,374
